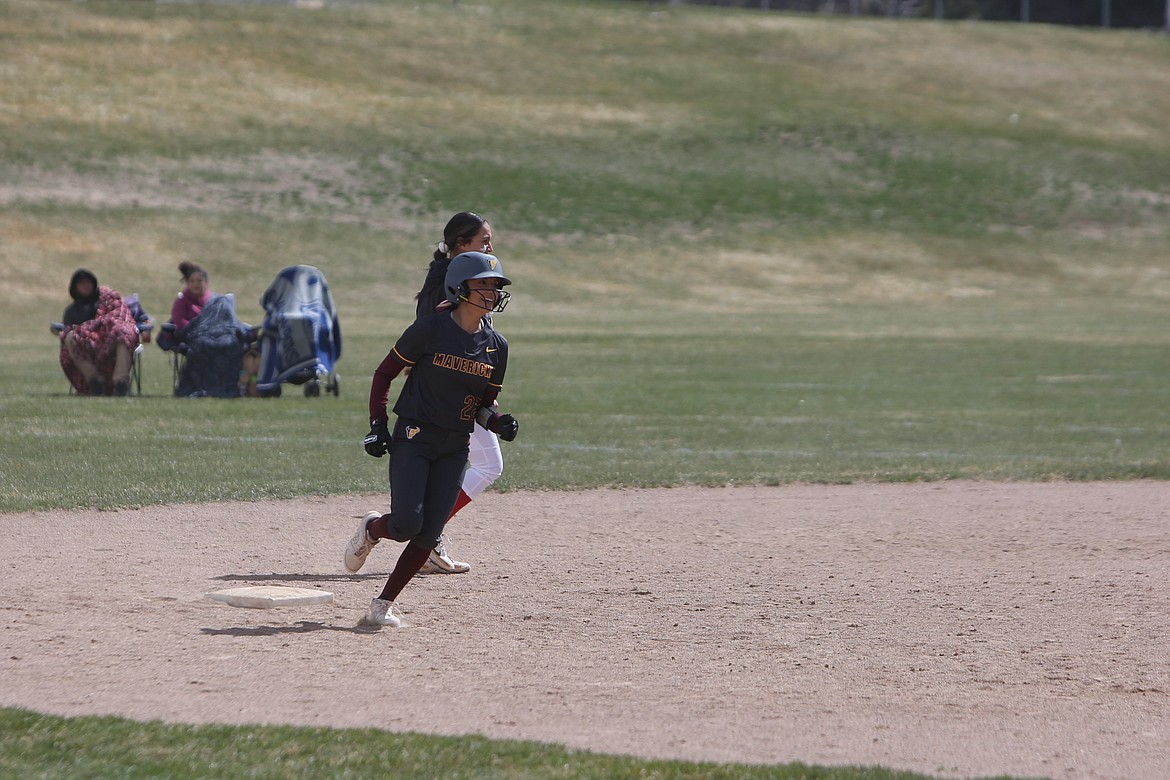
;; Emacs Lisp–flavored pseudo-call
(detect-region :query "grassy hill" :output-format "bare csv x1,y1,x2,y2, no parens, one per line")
2,3,1168,777
2,0,1169,511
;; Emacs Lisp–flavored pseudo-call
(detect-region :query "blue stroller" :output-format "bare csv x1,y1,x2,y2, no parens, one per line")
255,265,341,397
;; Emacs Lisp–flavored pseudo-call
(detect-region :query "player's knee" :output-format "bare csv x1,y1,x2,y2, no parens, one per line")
478,449,504,481
463,464,502,498
475,460,504,484
383,510,423,542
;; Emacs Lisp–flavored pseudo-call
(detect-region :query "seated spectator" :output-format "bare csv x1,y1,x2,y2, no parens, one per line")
54,269,140,396
172,294,255,398
170,261,213,331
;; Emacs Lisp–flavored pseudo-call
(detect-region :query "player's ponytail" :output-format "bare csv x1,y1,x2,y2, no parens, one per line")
419,212,487,300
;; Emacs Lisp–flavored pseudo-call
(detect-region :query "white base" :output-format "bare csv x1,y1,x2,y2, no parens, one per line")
205,585,333,609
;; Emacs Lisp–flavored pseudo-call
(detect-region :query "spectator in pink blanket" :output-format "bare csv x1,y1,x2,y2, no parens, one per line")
56,269,140,396
170,261,213,331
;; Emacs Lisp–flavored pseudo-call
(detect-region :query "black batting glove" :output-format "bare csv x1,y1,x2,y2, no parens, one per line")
487,413,519,442
364,420,390,457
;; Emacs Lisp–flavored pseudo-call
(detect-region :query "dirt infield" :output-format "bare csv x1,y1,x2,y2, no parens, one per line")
2,483,1167,780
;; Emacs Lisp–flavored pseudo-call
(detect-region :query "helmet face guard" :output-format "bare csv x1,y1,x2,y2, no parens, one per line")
459,284,511,313
444,252,513,313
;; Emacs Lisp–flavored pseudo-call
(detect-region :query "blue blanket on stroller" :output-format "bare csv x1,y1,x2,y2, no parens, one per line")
256,265,341,393
174,294,253,398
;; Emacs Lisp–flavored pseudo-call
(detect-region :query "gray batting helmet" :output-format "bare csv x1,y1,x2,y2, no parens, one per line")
444,252,512,312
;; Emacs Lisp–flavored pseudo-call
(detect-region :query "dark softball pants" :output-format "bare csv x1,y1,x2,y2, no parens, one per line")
383,418,470,550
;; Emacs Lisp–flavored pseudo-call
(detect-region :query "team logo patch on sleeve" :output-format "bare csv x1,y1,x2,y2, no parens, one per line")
406,426,421,440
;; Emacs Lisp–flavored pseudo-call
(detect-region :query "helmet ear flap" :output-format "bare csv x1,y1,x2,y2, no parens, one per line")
444,280,462,306
443,280,473,306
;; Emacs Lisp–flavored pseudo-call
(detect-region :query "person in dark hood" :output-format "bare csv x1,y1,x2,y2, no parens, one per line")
55,269,141,396
63,269,153,342
63,269,101,326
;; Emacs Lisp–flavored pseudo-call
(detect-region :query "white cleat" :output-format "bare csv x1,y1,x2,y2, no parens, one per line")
419,535,470,574
344,511,381,573
358,598,401,628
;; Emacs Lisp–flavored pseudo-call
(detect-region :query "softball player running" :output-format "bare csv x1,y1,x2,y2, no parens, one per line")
346,252,519,627
413,212,501,574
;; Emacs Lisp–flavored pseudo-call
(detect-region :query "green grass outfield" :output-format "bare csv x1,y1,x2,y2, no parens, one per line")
2,0,1168,776
0,707,978,780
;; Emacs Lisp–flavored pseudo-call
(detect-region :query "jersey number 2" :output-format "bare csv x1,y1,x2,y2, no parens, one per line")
460,395,478,422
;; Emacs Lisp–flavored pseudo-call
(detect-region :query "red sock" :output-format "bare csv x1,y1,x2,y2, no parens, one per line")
379,542,431,603
445,489,472,522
